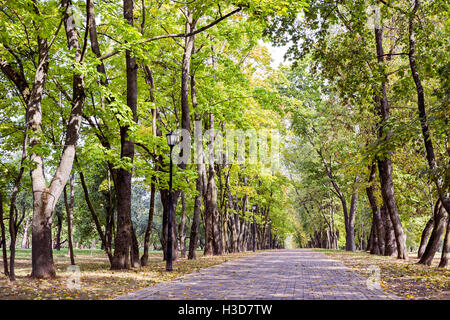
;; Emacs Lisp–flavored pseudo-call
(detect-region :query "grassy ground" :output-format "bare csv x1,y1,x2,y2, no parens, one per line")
315,249,450,300
0,248,254,300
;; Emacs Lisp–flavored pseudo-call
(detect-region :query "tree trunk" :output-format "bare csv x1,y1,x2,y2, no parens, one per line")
418,201,447,266
7,129,28,281
9,204,24,281
204,114,218,256
307,132,356,252
31,193,56,279
366,163,385,255
130,223,140,268
346,179,358,252
418,216,434,259
239,187,249,252
64,175,75,265
233,211,240,252
161,189,179,262
383,205,397,256
29,34,54,279
21,219,31,249
188,179,202,260
374,26,408,260
77,166,113,263
438,214,450,268
54,211,62,251
188,77,206,259
30,0,86,279
111,0,138,270
105,186,114,257
407,0,450,217
0,193,9,277
178,191,187,258
369,220,380,255
180,10,196,138
141,180,155,266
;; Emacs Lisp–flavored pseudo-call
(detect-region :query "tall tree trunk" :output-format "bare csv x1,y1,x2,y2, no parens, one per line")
111,0,138,270
306,132,356,252
105,186,114,256
418,200,448,266
178,191,187,258
187,74,206,259
87,0,118,259
141,180,155,266
369,220,380,255
54,211,62,251
29,34,54,279
7,122,28,281
366,163,385,255
233,210,241,252
229,198,238,253
178,8,196,258
383,205,397,256
77,166,113,263
64,175,75,265
21,219,31,249
30,0,86,279
139,61,157,266
180,10,196,138
203,113,218,256
9,204,24,281
188,177,202,259
130,223,140,268
438,214,450,268
0,193,8,277
374,26,408,260
408,0,450,216
418,216,434,259
239,182,249,252
161,189,179,261
346,178,358,252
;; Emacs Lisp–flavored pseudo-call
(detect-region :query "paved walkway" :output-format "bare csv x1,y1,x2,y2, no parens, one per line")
115,249,398,300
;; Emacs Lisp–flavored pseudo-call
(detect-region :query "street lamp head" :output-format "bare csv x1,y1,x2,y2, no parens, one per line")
166,131,178,147
252,204,257,211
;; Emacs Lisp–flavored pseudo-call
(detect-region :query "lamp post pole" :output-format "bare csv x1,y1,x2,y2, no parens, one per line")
268,220,272,249
165,131,178,271
252,204,257,252
166,145,174,271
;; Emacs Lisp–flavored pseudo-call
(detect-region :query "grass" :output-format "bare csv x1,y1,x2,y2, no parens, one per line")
0,248,255,300
314,249,450,300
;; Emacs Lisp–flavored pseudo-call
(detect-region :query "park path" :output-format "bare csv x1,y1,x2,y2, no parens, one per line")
115,249,398,300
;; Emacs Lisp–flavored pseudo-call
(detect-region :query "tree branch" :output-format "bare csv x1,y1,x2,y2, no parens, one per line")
98,6,242,61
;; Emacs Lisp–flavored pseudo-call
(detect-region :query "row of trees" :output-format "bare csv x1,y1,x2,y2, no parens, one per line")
270,0,448,267
0,0,447,284
0,0,303,280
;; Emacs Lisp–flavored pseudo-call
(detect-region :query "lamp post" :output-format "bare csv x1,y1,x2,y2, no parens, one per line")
274,228,278,249
166,131,178,271
252,204,257,252
268,219,272,249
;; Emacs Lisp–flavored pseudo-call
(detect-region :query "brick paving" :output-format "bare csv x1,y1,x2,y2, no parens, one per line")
115,249,398,300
